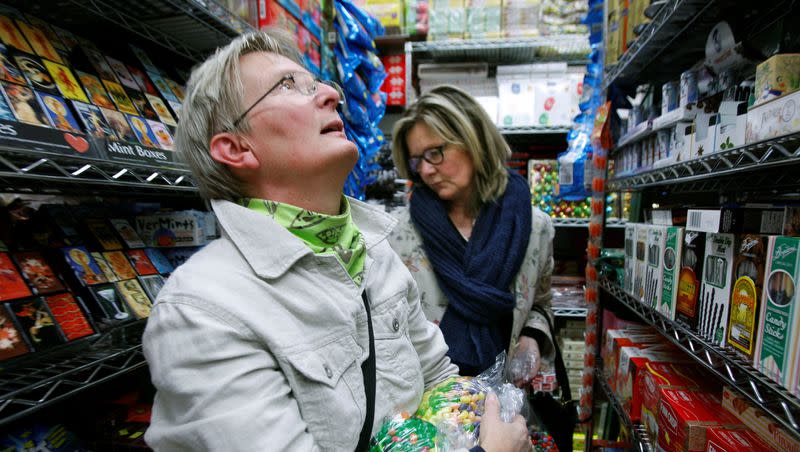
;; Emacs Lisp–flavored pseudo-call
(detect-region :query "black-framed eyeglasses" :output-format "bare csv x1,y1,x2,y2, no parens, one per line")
231,72,346,129
408,145,445,174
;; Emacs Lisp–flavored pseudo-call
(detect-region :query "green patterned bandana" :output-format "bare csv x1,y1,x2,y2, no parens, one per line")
240,197,366,286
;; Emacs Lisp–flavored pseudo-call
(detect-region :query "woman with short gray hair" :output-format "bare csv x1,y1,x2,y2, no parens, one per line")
143,30,531,452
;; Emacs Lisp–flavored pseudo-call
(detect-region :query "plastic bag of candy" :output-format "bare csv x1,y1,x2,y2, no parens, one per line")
418,354,526,448
370,353,526,451
369,412,440,451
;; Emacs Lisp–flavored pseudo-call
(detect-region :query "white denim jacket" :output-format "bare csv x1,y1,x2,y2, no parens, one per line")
143,198,458,451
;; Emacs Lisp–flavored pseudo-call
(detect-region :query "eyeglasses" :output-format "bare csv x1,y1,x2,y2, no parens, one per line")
231,72,346,129
408,145,445,174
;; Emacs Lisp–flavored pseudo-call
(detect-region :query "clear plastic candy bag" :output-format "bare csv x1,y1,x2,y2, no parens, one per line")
370,353,526,451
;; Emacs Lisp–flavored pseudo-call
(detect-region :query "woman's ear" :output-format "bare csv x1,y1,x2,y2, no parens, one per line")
209,132,260,169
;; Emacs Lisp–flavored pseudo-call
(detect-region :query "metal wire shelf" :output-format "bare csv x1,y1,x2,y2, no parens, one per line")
0,320,148,427
409,35,590,64
608,131,800,192
499,125,571,135
15,0,253,62
601,0,715,89
551,217,628,228
595,366,654,452
553,307,588,318
0,148,198,196
600,277,800,441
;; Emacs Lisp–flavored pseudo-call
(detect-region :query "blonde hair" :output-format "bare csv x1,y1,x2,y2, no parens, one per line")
175,29,303,201
391,85,511,213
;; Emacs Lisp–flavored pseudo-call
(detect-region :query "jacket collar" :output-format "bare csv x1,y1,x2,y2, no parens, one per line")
211,197,397,279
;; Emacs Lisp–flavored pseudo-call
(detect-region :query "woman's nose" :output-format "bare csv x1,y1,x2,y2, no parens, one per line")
317,82,341,110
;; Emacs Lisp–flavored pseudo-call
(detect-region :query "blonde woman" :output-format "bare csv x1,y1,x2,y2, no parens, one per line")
390,85,556,381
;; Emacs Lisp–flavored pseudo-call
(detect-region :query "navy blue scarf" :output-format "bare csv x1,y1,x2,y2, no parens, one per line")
410,171,532,373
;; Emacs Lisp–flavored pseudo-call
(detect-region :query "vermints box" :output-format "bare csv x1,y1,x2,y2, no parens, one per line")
659,227,684,320
697,233,735,347
755,236,800,389
727,234,770,362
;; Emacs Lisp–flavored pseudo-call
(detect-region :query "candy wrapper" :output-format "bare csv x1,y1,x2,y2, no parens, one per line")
371,353,526,451
369,413,440,451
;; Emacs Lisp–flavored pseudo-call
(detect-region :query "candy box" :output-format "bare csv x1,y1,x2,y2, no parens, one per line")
755,236,800,388
615,349,681,422
705,427,772,452
606,334,663,390
135,211,207,247
601,327,654,374
643,225,667,308
697,232,735,346
746,89,800,143
497,75,536,127
639,361,709,440
624,223,637,296
380,54,405,106
713,101,747,153
726,234,770,362
532,79,571,126
754,53,800,107
659,227,684,320
721,385,800,452
633,224,649,302
656,389,743,452
676,229,708,330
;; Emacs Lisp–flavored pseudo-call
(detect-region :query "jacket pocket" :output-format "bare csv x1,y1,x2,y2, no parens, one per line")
371,292,410,340
372,296,421,391
282,334,364,450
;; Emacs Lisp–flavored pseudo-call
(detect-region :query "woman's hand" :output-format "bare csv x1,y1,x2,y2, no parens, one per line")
478,393,530,452
508,336,541,387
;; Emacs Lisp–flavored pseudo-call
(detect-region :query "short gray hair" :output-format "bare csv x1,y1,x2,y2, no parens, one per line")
176,29,303,201
391,85,511,213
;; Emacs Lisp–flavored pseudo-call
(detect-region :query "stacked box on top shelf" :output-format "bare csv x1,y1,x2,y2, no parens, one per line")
466,0,502,39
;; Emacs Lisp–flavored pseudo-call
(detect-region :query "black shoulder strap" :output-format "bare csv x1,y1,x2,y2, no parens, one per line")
355,291,376,452
530,304,571,401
